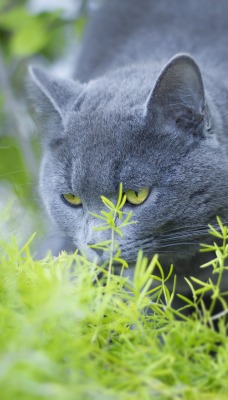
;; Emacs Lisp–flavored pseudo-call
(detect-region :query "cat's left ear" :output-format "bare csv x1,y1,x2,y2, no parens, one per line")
146,54,210,133
29,66,82,117
29,67,82,143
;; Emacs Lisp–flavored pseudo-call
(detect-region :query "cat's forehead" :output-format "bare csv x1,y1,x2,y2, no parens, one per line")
72,67,152,118
64,68,152,151
64,83,147,152
63,108,148,194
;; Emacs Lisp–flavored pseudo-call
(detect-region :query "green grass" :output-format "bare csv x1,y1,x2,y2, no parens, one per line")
1,192,228,399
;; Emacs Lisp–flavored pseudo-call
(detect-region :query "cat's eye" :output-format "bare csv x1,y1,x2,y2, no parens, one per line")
62,193,82,207
125,187,150,205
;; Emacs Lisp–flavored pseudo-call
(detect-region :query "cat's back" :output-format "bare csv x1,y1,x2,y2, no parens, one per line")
76,0,228,82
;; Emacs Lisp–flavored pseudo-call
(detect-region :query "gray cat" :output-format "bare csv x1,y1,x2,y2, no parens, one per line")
30,0,228,299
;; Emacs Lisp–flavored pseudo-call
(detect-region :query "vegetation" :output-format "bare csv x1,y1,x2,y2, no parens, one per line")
0,193,228,400
1,2,228,399
0,0,87,209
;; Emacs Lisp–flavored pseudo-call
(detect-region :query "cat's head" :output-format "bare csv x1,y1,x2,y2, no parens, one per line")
30,54,228,276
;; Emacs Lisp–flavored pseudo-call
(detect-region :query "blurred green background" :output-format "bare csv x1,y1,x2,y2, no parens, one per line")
0,0,90,242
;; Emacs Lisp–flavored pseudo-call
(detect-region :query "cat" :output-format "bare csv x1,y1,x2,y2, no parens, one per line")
30,0,228,301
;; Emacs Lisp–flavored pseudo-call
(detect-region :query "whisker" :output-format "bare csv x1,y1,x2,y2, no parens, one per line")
157,222,223,236
118,219,227,263
159,231,209,243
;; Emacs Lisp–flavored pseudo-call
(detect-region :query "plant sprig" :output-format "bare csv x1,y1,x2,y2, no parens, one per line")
89,183,136,284
177,216,228,326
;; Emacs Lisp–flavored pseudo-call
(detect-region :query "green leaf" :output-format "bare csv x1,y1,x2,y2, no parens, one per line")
89,211,107,221
0,136,30,198
190,276,212,287
10,18,48,56
113,257,128,268
93,225,110,232
0,7,29,31
89,240,111,250
177,294,195,307
113,227,124,237
100,196,115,210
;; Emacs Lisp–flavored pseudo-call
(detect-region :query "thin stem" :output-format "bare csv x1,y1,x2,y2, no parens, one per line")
107,209,117,286
209,237,226,316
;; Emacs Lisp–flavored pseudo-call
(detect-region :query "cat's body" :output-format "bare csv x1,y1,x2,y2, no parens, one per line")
76,0,228,87
31,0,228,297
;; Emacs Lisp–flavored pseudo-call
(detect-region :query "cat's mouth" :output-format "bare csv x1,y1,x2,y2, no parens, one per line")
83,241,200,268
76,219,219,278
82,240,200,262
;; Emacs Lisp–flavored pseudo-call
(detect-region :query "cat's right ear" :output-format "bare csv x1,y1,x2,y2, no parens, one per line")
29,66,81,143
145,54,209,136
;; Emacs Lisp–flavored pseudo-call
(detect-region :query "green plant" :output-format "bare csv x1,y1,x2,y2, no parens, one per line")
89,184,176,315
89,183,136,283
178,217,228,328
0,0,87,211
0,197,228,399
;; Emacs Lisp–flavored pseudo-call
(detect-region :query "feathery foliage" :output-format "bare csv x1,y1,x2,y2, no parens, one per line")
0,195,228,399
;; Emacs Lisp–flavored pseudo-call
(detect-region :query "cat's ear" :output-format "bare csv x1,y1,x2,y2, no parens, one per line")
29,66,81,142
146,54,209,133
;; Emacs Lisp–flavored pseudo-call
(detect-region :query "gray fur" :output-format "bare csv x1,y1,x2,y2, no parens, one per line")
30,0,228,296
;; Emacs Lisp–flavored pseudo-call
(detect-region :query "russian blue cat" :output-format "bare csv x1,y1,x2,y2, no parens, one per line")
30,0,228,298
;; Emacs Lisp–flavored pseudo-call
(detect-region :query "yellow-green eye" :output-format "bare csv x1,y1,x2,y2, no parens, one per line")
62,193,82,206
125,187,150,205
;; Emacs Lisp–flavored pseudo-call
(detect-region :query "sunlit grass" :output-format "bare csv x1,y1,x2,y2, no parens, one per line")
0,194,228,399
